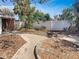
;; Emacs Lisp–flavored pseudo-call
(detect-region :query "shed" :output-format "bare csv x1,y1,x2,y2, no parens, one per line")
0,15,15,34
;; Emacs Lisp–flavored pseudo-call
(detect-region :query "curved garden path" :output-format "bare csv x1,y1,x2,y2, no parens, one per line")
11,34,48,59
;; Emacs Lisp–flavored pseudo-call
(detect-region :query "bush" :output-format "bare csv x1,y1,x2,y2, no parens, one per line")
68,26,78,33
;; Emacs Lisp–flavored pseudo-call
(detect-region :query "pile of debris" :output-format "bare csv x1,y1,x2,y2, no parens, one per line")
36,38,79,59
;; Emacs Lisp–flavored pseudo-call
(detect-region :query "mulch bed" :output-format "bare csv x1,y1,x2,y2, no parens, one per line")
0,35,26,59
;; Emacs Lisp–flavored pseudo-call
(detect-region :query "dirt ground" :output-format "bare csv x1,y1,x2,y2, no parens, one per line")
1,29,79,59
19,29,47,36
37,37,79,59
0,35,26,59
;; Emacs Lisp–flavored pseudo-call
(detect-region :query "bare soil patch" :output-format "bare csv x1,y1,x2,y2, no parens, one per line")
37,38,79,59
0,35,26,59
21,29,47,36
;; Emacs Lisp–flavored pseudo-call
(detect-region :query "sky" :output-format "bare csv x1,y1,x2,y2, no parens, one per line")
31,0,74,18
0,0,74,18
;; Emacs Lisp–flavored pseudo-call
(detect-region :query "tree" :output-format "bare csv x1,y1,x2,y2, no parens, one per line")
44,14,51,21
61,8,74,21
33,10,51,22
74,0,79,30
13,0,35,29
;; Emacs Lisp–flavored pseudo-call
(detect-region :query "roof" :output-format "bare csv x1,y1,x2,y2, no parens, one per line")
0,15,15,19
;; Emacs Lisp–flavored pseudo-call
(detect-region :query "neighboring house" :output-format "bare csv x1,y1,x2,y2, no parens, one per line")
33,20,71,31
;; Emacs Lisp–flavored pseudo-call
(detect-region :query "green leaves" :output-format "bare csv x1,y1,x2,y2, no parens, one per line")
19,15,28,21
61,8,74,21
44,14,51,21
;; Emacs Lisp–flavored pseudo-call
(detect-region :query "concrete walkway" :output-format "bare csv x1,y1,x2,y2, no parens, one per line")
11,34,47,59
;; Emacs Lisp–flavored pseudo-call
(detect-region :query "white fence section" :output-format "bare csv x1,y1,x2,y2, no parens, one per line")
14,20,25,29
51,20,71,31
33,21,51,30
33,20,71,30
